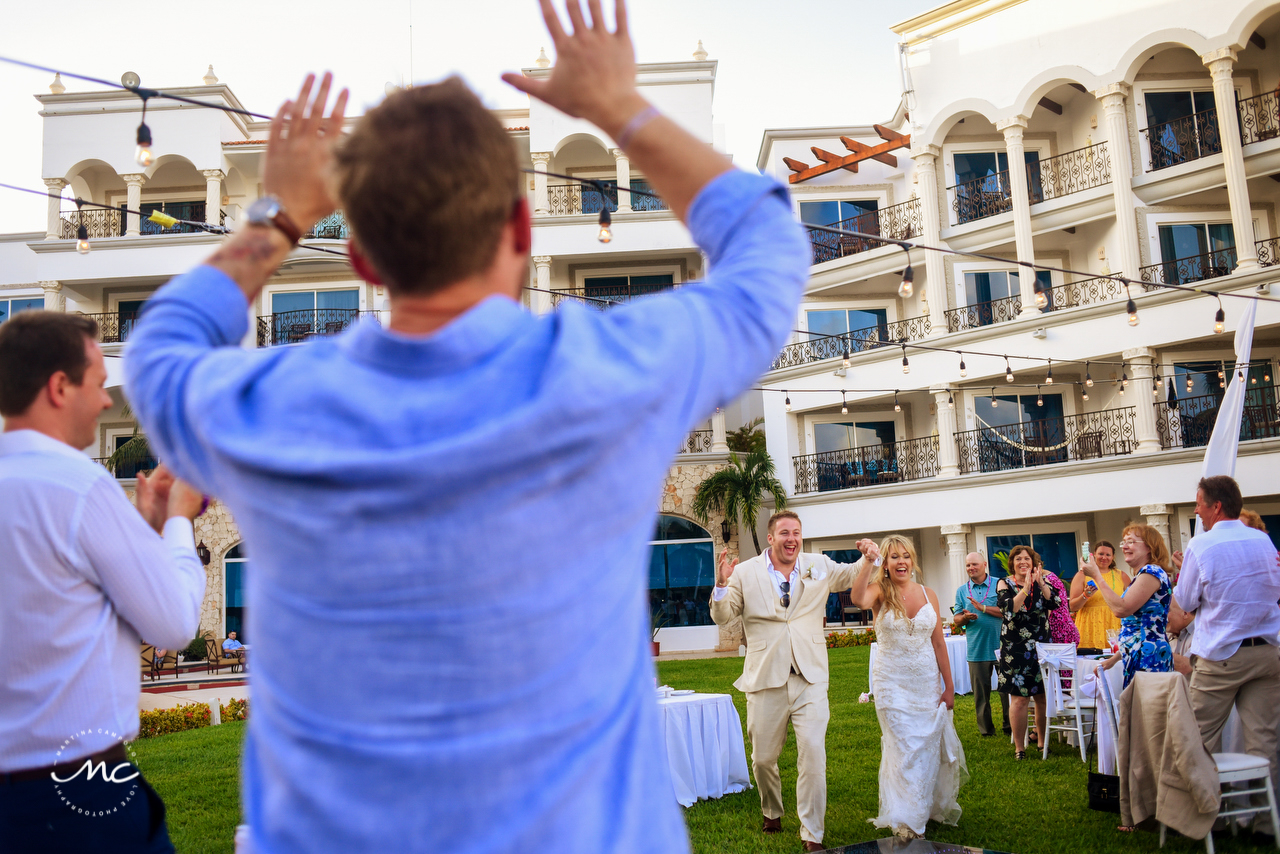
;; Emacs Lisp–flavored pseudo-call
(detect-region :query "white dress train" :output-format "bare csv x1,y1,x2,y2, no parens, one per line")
869,601,969,837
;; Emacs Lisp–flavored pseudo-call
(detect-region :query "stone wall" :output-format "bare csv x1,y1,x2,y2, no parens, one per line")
659,459,743,652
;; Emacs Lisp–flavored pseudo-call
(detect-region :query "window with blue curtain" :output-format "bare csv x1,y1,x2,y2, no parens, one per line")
0,297,44,323
799,199,878,227
823,548,863,621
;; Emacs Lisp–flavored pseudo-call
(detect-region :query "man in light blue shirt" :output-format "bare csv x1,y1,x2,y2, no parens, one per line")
124,4,808,852
952,552,1008,736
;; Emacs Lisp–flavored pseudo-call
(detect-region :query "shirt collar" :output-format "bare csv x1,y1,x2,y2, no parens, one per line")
0,429,91,461
765,551,798,579
337,295,532,377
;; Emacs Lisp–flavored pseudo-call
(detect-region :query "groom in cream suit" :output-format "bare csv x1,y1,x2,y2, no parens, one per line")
710,510,864,851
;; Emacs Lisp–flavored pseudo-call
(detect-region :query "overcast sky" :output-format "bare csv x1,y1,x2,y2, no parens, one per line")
0,0,937,235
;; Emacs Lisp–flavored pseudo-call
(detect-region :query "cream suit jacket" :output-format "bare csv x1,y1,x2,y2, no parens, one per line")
710,552,863,693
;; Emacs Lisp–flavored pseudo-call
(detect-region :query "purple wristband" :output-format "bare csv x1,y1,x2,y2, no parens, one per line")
616,106,660,149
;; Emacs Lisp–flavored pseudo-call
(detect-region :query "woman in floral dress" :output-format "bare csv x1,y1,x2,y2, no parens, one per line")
996,545,1062,759
1081,524,1172,687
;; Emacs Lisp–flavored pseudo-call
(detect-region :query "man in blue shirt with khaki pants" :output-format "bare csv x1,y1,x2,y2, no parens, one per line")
953,552,1009,736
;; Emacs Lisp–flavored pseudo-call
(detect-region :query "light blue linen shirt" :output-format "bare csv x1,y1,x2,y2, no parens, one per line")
124,170,808,854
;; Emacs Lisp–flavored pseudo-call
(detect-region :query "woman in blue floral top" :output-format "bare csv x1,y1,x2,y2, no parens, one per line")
996,545,1062,759
1080,523,1173,687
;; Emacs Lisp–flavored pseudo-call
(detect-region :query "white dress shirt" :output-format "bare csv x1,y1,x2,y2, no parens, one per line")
1174,518,1280,661
0,430,206,771
713,551,799,603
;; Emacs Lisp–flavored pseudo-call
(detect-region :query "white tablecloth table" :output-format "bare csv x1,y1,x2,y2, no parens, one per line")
1078,656,1125,774
656,692,751,807
868,635,995,695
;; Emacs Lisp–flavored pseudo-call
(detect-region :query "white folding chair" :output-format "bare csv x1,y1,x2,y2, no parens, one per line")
1095,664,1121,772
1160,753,1280,853
1036,642,1095,761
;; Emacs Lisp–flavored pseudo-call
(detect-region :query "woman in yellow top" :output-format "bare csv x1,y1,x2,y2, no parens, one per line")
1069,541,1131,653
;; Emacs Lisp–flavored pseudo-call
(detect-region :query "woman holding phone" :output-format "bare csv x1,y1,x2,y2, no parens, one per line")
1069,541,1130,654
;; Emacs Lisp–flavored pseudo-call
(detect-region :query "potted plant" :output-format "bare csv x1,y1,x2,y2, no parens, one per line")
650,608,669,656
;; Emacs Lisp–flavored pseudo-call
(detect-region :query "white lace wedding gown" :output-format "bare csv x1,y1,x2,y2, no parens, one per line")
869,600,969,837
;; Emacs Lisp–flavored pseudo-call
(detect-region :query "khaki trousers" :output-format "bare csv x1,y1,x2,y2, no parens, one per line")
1190,644,1280,835
745,672,829,844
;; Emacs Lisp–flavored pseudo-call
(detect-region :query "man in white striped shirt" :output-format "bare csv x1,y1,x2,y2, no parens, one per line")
0,312,206,854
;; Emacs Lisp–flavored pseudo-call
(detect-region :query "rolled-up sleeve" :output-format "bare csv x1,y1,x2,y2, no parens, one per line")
1174,547,1203,613
76,479,207,649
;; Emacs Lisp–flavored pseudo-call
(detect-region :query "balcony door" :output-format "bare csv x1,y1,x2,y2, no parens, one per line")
812,420,897,491
647,515,714,629
1157,223,1235,284
270,289,359,343
583,273,673,304
224,543,247,641
1145,90,1220,169
952,150,1039,222
972,392,1066,470
962,270,1050,326
806,308,889,354
117,299,146,343
1171,361,1276,447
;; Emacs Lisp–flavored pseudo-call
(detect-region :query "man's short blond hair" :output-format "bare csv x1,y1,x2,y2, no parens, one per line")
767,510,801,533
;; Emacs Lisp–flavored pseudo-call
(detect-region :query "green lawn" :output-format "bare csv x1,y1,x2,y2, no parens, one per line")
130,648,1271,853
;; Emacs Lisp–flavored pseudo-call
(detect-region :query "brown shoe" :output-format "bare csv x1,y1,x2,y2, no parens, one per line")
803,842,826,852
763,817,782,834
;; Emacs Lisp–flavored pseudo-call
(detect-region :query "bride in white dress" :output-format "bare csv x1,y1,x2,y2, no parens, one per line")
850,535,968,839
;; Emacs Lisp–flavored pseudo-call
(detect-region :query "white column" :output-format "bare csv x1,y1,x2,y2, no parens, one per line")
122,174,146,236
911,145,948,336
43,178,66,239
531,152,551,216
711,408,729,453
1093,83,1142,279
531,255,552,315
1140,503,1171,549
203,170,224,226
1124,347,1161,454
1203,49,1259,271
996,116,1040,317
932,385,960,478
941,524,972,606
612,148,632,212
40,281,64,312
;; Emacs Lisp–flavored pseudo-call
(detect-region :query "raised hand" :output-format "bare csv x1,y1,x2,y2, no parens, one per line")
135,464,175,534
502,0,647,140
856,538,880,562
264,72,350,230
716,550,737,586
1080,557,1101,579
167,477,206,523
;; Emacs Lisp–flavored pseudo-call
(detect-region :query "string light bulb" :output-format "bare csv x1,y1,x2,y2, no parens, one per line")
1005,356,1014,383
1085,362,1093,388
1082,385,1089,402
1213,297,1225,334
840,391,848,415
842,341,851,369
990,388,998,408
1122,370,1128,388
1166,379,1178,409
1126,288,1139,326
596,206,612,243
894,390,901,413
1118,380,1125,397
1045,361,1053,385
1186,373,1193,393
1152,375,1159,397
898,264,914,299
948,391,955,409
958,353,967,378
134,91,154,168
901,344,910,374
785,392,791,412
1033,277,1048,310
1036,386,1044,407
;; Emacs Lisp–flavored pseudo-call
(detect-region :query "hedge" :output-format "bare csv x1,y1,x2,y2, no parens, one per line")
137,699,249,739
826,628,876,648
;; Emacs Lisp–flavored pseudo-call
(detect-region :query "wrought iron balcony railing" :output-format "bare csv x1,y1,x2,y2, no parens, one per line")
549,282,675,309
1238,90,1280,147
955,407,1136,474
1257,236,1280,268
1156,387,1280,450
75,311,141,344
93,456,159,479
1036,275,1126,311
769,315,932,372
255,308,382,346
1140,246,1237,288
806,199,923,265
680,430,713,454
60,209,121,239
1033,142,1111,202
545,181,667,216
1143,109,1223,171
793,435,939,495
950,170,1013,224
306,212,349,239
945,293,1023,333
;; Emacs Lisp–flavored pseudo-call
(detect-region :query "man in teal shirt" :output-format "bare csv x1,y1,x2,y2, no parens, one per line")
953,552,1009,736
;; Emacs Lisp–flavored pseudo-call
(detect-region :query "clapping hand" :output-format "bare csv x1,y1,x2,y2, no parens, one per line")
135,465,176,534
716,550,737,587
966,596,985,613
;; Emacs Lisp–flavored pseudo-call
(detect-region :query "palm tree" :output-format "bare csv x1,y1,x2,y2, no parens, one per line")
725,417,766,454
691,448,787,554
104,402,156,477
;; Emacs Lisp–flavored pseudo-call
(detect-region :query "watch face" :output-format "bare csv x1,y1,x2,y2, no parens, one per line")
247,196,281,224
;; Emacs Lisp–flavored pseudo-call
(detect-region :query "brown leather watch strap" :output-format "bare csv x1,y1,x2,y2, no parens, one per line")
270,209,303,245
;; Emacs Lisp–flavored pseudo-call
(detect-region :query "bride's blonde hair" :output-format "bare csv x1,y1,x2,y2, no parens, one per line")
876,535,918,619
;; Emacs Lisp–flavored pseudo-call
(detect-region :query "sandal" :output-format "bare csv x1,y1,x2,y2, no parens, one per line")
1015,750,1026,760
1117,825,1136,832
